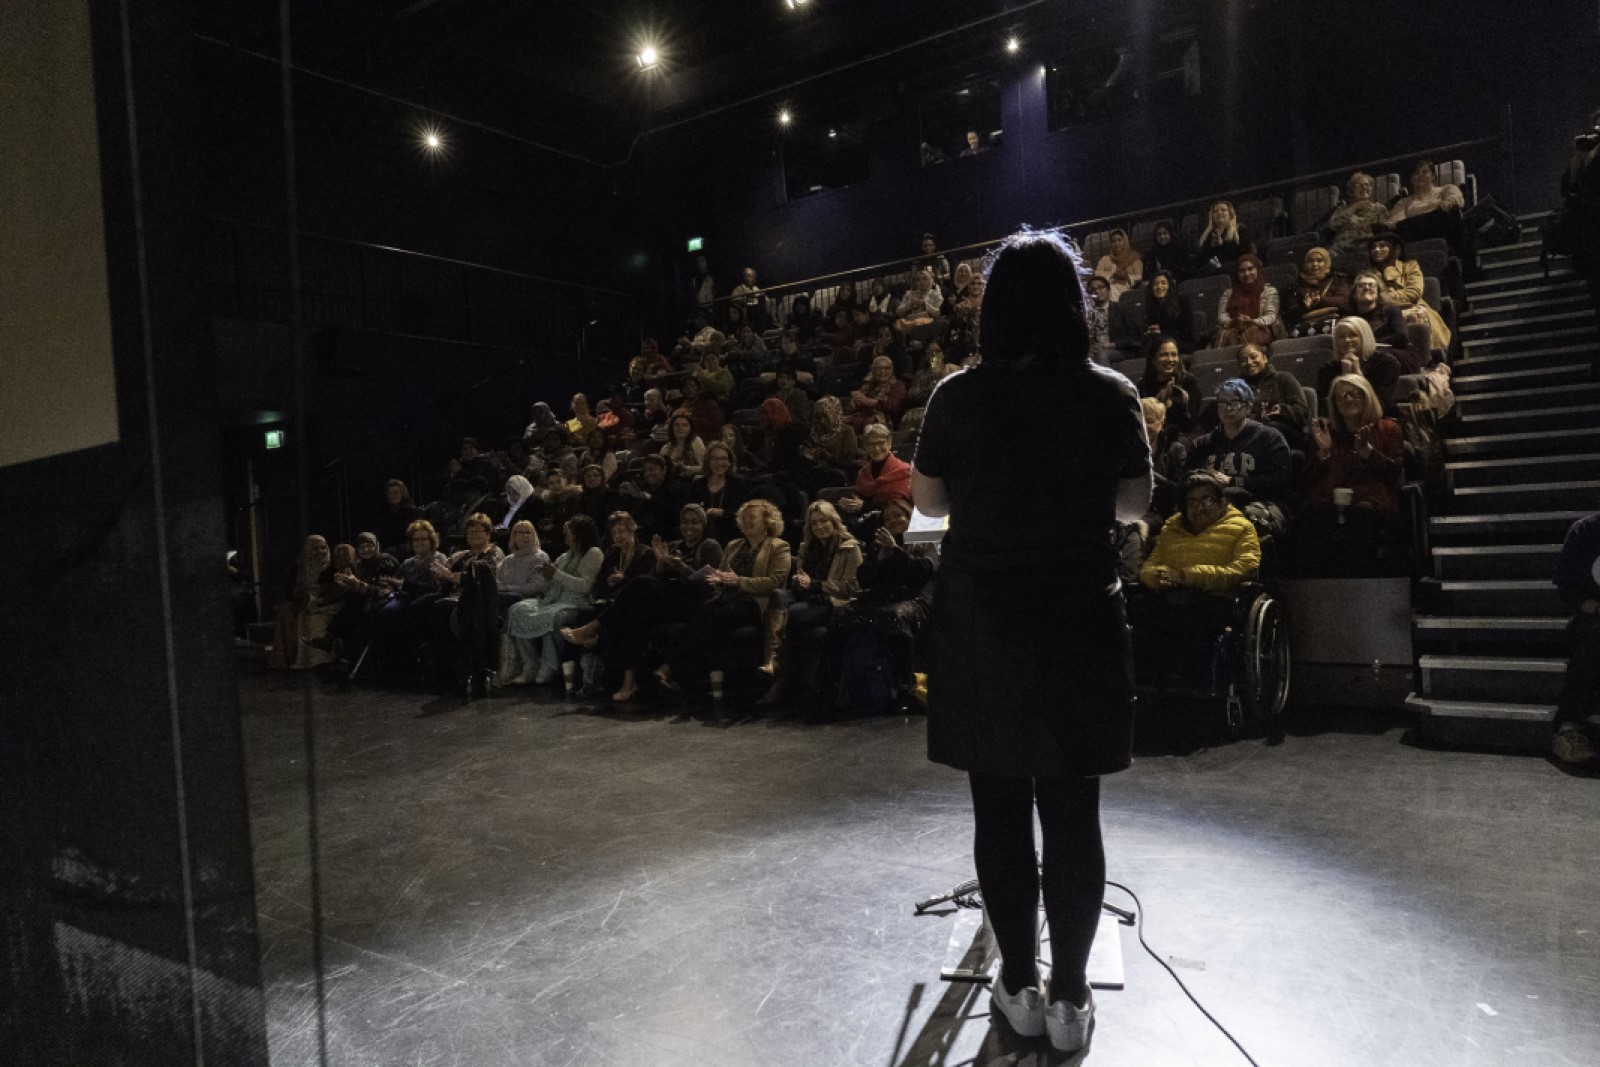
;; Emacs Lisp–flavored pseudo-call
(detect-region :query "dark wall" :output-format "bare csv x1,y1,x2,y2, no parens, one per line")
634,0,1600,304
0,1,268,1063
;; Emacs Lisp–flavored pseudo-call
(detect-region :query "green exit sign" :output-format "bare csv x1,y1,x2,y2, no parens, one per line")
686,236,704,253
264,429,284,450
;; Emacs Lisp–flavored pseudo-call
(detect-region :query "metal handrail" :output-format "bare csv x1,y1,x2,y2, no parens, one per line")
728,134,1504,302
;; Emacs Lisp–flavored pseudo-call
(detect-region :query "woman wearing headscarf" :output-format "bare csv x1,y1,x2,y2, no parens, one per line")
524,400,562,442
1326,172,1389,257
1212,254,1282,348
269,535,333,669
1298,374,1408,576
1093,228,1145,301
1368,224,1451,351
1282,246,1351,337
850,354,909,432
498,474,537,531
801,395,861,477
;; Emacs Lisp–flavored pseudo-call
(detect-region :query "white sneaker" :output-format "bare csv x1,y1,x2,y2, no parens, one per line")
990,976,1046,1038
1046,989,1095,1053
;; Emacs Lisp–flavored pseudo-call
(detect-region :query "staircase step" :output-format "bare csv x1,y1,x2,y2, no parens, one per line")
1461,325,1597,352
1456,342,1599,372
1430,544,1563,579
1406,693,1556,724
1413,615,1569,649
1467,279,1588,307
1444,427,1600,459
1418,654,1567,702
1445,452,1600,488
1418,576,1568,614
1467,269,1576,292
1452,363,1593,393
1447,479,1600,512
1453,381,1600,413
1460,309,1597,336
1478,239,1545,259
1454,403,1600,435
1480,254,1569,274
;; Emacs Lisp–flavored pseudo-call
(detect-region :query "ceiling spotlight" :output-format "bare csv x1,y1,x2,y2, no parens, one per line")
827,128,838,138
785,0,810,8
418,126,446,155
637,46,659,70
1006,36,1021,54
778,109,792,126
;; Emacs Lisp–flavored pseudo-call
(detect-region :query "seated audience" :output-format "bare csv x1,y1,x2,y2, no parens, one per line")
841,423,912,517
1094,227,1145,301
495,520,551,625
802,396,861,487
506,515,604,685
577,428,619,483
913,234,952,288
577,464,622,527
907,342,955,409
661,413,707,478
1132,473,1263,683
1236,342,1309,448
717,422,760,472
674,376,725,442
1326,171,1389,256
660,499,792,691
1322,315,1403,406
638,388,670,440
366,519,449,682
1388,159,1469,253
1086,275,1115,363
1368,225,1451,351
563,503,726,703
727,323,770,374
941,276,985,364
1144,221,1192,279
268,534,334,670
1552,510,1600,764
324,532,398,669
620,453,683,539
450,437,501,487
1282,246,1351,337
944,262,976,310
424,513,506,683
1296,374,1408,577
595,395,634,448
865,323,903,375
1139,270,1193,354
566,394,598,441
754,396,808,478
693,349,735,402
497,474,537,531
729,267,770,331
767,501,864,702
375,479,423,553
894,270,944,336
1187,378,1292,516
1213,254,1282,348
535,467,583,544
820,307,866,353
1193,200,1254,272
685,441,746,545
866,278,895,319
773,365,814,425
1140,338,1202,434
1347,270,1415,353
785,294,819,342
828,497,938,704
850,355,909,431
523,400,562,442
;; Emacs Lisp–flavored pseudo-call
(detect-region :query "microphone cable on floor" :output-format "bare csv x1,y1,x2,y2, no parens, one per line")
1103,879,1261,1067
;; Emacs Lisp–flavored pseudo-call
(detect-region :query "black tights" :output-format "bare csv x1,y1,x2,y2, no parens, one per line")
969,772,1104,1006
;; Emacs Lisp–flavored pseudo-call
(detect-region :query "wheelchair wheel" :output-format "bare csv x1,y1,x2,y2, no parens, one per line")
1242,595,1290,722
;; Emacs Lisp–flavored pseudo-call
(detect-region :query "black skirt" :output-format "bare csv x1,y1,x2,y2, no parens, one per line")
925,563,1135,779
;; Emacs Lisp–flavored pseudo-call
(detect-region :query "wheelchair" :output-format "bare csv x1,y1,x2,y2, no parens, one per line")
1129,579,1291,737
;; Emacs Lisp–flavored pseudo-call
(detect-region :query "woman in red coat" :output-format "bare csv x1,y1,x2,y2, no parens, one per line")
1296,373,1408,577
840,424,912,519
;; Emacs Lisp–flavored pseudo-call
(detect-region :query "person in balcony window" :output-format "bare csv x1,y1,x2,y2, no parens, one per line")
1212,254,1282,348
894,269,944,336
1296,374,1407,577
1283,246,1351,337
1143,221,1192,280
1094,228,1144,301
1551,508,1600,764
1193,200,1254,273
1236,342,1308,448
1327,172,1389,257
914,234,952,288
961,129,987,157
1368,225,1451,352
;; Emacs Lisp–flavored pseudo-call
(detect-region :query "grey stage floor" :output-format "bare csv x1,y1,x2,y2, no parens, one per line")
241,670,1600,1067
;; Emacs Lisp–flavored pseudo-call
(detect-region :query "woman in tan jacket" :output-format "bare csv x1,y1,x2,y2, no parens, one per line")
659,498,792,695
1368,225,1451,351
762,501,863,704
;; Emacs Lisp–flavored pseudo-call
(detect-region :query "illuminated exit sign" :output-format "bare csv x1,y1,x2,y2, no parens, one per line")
686,236,704,252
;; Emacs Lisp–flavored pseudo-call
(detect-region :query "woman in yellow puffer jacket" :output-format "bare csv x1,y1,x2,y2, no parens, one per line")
1139,473,1261,595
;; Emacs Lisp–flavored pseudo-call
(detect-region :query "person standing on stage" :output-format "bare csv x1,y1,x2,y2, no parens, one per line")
912,228,1152,1054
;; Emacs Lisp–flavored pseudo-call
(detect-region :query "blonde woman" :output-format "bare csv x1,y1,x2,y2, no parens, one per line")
1325,316,1401,407
763,501,863,704
1194,200,1252,269
1300,373,1407,574
659,498,791,695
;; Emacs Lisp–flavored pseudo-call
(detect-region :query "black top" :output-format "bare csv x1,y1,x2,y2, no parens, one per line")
915,360,1149,580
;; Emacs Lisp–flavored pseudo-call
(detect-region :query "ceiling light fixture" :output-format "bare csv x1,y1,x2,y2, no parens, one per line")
637,45,659,70
1006,36,1021,54
418,126,446,154
785,0,810,9
778,109,792,126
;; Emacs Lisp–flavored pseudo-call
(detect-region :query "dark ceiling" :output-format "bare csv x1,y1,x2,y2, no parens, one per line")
199,0,1106,166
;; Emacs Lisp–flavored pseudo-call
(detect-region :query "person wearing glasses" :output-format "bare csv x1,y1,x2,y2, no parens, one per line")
1188,378,1292,513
